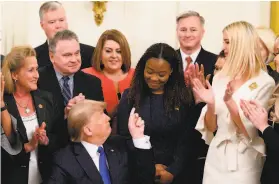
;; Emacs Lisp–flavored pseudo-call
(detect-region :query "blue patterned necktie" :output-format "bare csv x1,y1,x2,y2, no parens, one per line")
97,146,111,184
61,76,71,106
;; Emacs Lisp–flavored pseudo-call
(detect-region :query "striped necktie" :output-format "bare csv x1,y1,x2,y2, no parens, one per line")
61,76,71,106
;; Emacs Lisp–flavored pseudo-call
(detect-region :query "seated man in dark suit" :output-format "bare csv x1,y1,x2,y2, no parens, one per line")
38,29,104,148
47,100,155,184
35,1,94,69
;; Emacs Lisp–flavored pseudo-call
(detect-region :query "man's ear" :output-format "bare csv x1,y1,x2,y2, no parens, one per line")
40,21,44,29
83,126,93,137
49,51,55,64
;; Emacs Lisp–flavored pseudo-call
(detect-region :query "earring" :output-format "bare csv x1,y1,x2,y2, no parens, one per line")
14,79,17,83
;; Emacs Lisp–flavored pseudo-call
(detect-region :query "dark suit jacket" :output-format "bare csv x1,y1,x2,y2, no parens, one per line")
38,65,104,147
1,54,4,67
261,124,279,184
117,90,197,183
46,136,155,184
1,90,62,184
35,41,94,69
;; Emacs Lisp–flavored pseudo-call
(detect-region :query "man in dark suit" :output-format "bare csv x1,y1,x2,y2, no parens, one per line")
47,100,155,184
38,30,104,148
35,1,94,69
176,11,217,184
1,55,4,67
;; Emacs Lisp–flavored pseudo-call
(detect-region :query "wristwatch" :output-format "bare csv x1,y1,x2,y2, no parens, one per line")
1,105,7,112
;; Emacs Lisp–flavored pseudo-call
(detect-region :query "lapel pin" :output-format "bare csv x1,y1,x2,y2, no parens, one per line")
38,104,43,108
110,149,114,152
249,82,258,91
175,107,179,111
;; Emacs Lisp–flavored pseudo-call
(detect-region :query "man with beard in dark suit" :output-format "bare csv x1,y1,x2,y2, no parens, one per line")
176,11,217,184
38,30,104,149
35,1,94,69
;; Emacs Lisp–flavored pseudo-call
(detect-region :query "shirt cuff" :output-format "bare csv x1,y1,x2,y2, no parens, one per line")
132,135,151,149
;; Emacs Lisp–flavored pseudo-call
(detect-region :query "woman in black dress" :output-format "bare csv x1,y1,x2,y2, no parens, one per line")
117,43,196,184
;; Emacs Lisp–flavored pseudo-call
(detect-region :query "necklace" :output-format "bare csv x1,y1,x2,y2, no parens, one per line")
14,97,31,114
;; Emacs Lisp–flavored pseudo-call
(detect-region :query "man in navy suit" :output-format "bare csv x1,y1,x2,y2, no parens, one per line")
176,11,217,184
35,1,94,69
38,29,104,149
47,100,155,184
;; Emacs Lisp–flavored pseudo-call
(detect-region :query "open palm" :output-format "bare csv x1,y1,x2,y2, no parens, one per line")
192,78,214,104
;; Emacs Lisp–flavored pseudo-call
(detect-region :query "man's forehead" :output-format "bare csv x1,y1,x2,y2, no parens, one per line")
43,7,66,20
55,40,80,53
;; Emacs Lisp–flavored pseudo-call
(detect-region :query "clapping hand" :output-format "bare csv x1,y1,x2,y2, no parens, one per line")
192,78,214,105
240,100,269,132
223,81,235,102
186,64,211,103
128,108,145,139
36,122,49,145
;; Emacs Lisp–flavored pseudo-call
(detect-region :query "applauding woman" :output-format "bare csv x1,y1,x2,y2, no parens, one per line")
240,84,279,184
1,46,61,184
193,21,275,184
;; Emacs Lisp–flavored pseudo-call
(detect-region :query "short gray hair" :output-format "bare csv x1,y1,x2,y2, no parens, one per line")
49,30,79,53
39,1,62,21
176,11,205,26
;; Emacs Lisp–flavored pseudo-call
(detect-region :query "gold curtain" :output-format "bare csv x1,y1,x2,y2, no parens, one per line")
270,1,279,35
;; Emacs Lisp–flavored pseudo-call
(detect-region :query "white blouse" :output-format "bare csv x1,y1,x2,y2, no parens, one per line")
22,113,42,184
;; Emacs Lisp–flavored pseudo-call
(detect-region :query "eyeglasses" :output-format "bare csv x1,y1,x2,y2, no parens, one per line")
273,52,279,57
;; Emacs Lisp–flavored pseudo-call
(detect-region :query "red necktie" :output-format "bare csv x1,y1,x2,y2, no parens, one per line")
185,56,192,71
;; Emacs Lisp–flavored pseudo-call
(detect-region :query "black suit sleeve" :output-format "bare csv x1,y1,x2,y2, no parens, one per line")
46,93,67,151
165,105,196,177
117,90,131,136
45,158,68,184
130,148,155,184
86,74,104,102
262,126,279,155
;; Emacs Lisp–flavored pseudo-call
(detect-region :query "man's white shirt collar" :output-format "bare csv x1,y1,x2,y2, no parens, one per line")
180,46,201,71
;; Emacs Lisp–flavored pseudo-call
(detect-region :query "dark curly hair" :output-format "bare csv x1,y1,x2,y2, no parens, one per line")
127,43,192,116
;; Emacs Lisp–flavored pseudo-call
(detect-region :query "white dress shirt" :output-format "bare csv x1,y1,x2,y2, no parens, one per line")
180,47,201,71
81,135,151,171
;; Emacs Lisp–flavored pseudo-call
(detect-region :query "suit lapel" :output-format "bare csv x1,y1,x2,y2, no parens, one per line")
194,47,205,65
73,71,82,97
104,142,119,183
31,91,46,127
74,142,103,183
5,94,28,142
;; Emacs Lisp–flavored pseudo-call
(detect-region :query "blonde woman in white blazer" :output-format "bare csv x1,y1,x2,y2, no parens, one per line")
192,21,275,184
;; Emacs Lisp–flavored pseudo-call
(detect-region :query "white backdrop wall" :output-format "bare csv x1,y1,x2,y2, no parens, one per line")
1,1,270,67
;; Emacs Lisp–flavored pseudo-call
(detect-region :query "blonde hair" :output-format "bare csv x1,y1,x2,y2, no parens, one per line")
67,100,106,142
268,84,279,122
92,29,131,73
2,46,36,94
220,21,266,80
256,27,276,63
